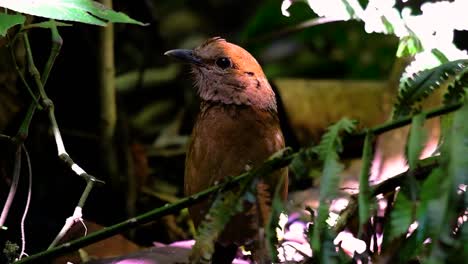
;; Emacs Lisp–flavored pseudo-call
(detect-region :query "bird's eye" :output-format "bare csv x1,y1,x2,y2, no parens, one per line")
215,57,232,69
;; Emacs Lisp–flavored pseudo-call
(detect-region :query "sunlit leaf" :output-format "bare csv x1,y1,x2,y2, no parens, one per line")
0,0,146,26
396,35,423,58
0,13,25,36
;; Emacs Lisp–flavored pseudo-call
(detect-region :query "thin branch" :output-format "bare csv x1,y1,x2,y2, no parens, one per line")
6,32,40,107
0,145,21,228
346,102,463,141
0,101,37,229
19,145,32,259
247,17,345,44
41,21,62,86
14,148,294,264
21,30,105,253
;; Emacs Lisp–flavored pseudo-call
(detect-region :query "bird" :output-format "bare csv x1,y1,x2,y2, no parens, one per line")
165,37,288,264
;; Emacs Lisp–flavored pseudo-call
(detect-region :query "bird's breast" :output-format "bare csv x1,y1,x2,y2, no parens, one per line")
184,103,287,234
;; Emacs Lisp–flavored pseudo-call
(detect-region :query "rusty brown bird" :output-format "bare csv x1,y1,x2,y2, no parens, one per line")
165,37,288,264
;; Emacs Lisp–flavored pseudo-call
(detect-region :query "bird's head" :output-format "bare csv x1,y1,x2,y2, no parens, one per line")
165,37,277,111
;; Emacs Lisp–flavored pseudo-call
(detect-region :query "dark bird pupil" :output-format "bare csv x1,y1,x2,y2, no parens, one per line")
216,57,231,69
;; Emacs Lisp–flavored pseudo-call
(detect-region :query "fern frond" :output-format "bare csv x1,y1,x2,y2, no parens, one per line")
444,66,468,105
190,183,246,263
314,118,356,161
393,59,468,119
311,118,356,256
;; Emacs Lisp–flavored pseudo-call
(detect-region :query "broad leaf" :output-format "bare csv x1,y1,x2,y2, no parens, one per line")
0,13,25,36
0,0,146,26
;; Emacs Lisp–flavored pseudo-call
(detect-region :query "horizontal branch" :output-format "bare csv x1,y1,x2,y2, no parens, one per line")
14,148,294,264
360,102,462,137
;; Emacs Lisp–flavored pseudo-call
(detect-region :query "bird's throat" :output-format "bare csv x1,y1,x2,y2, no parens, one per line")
195,76,277,112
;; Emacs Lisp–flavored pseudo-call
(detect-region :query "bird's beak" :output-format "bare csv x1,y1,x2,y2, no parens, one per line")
164,49,202,65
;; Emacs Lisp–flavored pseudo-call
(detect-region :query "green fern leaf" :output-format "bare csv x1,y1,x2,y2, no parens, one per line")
314,118,356,161
393,59,468,119
311,118,356,256
190,184,246,263
444,66,468,105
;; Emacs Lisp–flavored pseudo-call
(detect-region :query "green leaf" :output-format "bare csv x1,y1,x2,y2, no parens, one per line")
314,118,356,161
389,192,414,240
448,89,468,191
381,15,394,35
431,48,449,64
396,35,423,58
393,59,468,119
407,113,427,170
358,132,374,236
0,0,146,26
417,168,446,239
0,13,25,36
341,0,363,20
444,66,468,105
